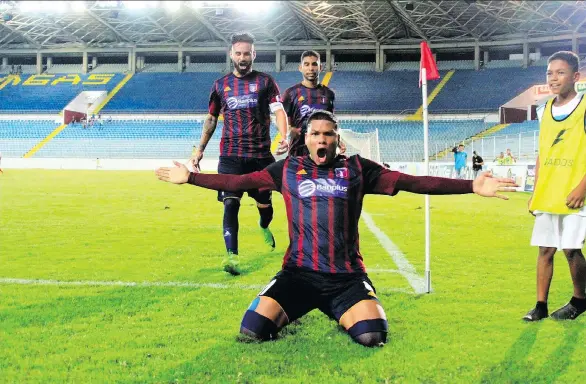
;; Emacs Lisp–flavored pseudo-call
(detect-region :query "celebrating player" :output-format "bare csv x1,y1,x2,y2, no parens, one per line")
159,111,517,347
189,32,289,276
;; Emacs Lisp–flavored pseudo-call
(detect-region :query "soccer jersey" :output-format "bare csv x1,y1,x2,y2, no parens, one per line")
531,92,586,215
187,156,474,274
282,83,335,155
208,70,281,158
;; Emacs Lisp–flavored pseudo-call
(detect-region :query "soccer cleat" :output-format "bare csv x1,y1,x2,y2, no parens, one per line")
260,226,276,251
550,302,583,321
222,251,241,276
522,306,548,322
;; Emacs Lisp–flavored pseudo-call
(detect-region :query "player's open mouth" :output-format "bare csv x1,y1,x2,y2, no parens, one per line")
316,148,328,162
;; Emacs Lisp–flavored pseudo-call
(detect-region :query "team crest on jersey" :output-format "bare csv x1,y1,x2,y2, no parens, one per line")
334,167,348,178
249,84,257,93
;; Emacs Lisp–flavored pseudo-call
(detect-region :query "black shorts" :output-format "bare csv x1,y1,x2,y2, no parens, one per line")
217,156,275,204
258,268,380,322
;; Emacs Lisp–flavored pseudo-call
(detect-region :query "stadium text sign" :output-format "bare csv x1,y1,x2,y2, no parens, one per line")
0,74,116,87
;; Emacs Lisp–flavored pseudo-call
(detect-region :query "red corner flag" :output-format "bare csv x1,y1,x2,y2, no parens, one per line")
419,41,440,87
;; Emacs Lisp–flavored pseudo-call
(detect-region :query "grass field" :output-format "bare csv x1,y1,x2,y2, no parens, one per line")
1,169,584,383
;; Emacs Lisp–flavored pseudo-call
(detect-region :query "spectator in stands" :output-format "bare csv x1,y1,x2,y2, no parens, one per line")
524,50,586,322
505,148,517,164
10,64,14,75
452,144,467,179
472,151,484,178
17,65,21,74
97,114,104,129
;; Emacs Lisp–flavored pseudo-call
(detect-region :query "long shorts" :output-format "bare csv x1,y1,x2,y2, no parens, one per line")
258,267,380,322
531,213,586,250
217,156,274,204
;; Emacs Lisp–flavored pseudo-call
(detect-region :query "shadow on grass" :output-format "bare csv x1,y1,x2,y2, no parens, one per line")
481,323,583,384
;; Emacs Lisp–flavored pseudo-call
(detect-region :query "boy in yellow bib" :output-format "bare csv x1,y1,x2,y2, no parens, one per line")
524,51,586,321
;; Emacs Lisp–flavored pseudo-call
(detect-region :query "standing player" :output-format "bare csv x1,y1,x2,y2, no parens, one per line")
524,51,586,321
282,51,337,157
189,32,289,276
158,110,517,347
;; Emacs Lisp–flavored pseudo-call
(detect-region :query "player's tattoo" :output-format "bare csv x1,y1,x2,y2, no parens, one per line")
197,114,218,152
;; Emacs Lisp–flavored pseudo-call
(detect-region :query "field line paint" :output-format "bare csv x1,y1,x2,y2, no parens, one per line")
362,211,427,294
0,277,414,294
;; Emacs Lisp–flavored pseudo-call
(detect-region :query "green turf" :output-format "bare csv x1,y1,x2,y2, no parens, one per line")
1,170,584,383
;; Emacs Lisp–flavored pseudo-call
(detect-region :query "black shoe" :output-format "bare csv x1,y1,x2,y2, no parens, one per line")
550,302,584,321
523,307,548,322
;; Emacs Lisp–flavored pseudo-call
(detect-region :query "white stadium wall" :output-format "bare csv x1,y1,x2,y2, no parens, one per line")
1,158,535,192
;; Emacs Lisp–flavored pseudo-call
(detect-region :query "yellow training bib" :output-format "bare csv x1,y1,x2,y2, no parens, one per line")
530,95,586,214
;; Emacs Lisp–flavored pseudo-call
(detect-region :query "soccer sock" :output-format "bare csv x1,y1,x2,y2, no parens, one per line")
569,297,586,312
536,301,548,313
257,205,273,229
223,199,240,254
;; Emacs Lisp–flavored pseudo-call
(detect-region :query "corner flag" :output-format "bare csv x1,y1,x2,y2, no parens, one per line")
418,41,439,294
419,41,440,88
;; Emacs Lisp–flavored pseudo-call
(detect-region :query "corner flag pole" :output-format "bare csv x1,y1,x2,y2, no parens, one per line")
422,67,431,294
418,41,439,294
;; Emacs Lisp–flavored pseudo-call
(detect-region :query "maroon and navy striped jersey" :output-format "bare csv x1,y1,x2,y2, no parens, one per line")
282,84,335,156
265,154,381,273
187,156,474,275
208,70,281,158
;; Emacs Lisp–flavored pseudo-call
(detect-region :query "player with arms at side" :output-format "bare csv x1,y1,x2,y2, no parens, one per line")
158,111,517,347
524,51,586,321
282,50,345,156
189,32,289,276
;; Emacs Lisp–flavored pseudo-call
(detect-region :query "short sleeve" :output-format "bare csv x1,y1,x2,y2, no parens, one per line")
208,82,222,117
266,76,282,105
264,159,286,191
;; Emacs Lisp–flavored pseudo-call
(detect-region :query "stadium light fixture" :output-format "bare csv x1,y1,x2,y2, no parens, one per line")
95,1,119,8
18,1,41,12
239,1,272,14
164,1,182,12
70,1,87,12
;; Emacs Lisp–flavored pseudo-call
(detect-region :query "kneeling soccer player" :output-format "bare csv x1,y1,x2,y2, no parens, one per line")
156,110,517,347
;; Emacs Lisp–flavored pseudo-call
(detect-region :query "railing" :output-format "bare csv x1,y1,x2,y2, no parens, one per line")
433,130,539,162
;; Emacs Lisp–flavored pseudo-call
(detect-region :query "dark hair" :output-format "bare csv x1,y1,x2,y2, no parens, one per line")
301,50,320,62
548,51,579,73
307,110,338,131
230,32,255,46
458,144,464,147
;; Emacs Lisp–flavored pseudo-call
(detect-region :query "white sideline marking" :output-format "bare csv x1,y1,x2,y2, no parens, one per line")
361,211,427,294
0,277,414,294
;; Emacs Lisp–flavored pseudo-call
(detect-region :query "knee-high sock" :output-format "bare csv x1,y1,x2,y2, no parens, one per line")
223,199,240,253
257,205,273,229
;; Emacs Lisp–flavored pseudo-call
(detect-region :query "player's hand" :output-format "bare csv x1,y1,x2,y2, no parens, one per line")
528,195,535,216
566,184,586,209
156,161,190,184
338,139,347,155
275,138,289,156
472,171,518,200
189,149,203,172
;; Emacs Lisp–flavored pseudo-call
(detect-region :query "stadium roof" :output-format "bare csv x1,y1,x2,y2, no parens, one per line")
0,1,585,50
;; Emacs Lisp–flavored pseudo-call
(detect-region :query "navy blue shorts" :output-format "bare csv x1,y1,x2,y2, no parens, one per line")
258,268,380,322
217,156,275,204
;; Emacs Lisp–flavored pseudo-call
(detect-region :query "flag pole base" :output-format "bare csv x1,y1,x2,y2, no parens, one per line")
425,270,432,293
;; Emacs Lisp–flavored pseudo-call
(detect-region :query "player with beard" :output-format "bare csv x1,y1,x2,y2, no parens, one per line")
189,32,289,276
158,110,518,347
282,51,341,157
